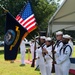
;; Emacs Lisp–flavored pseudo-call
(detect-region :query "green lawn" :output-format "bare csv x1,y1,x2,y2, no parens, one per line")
72,46,75,57
0,46,75,75
0,49,40,75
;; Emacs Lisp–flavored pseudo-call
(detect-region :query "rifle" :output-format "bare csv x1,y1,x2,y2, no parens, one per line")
51,40,55,73
31,35,36,67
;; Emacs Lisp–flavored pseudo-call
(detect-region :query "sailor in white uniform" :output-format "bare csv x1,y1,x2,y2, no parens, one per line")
30,38,39,70
30,40,35,61
67,35,73,57
36,36,46,75
54,31,63,75
35,36,40,70
20,38,26,66
43,37,53,75
53,34,72,75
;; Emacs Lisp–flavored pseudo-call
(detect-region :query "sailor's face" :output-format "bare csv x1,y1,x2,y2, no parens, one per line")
56,35,62,40
40,39,45,43
45,41,51,45
62,38,69,44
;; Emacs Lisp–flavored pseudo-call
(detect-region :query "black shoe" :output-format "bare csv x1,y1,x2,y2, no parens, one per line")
39,72,41,74
20,64,25,66
35,65,40,71
35,68,40,71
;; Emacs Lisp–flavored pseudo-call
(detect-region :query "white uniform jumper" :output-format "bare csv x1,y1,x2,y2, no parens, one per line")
56,44,72,75
45,45,52,75
37,45,46,75
54,41,63,75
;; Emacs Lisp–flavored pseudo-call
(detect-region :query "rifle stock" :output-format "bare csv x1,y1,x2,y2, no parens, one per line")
31,58,35,67
51,41,55,73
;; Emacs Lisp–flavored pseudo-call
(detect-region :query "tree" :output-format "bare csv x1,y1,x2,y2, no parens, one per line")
0,0,57,40
30,0,57,31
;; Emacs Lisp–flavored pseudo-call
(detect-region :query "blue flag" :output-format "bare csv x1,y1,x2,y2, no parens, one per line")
4,12,27,60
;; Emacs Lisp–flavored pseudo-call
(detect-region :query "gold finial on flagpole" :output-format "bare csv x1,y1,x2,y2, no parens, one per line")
0,4,9,13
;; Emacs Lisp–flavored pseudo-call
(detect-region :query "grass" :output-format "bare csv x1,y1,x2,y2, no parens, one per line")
72,46,75,58
0,49,40,75
0,62,39,75
0,46,4,50
0,46,75,75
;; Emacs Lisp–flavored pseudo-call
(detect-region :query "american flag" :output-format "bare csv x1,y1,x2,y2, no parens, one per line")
16,1,37,33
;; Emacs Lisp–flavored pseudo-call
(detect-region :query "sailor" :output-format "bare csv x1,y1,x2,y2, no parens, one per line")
20,38,26,66
30,39,35,61
43,37,53,75
35,36,39,44
54,31,63,75
53,34,72,75
67,35,73,57
36,36,47,75
35,36,40,70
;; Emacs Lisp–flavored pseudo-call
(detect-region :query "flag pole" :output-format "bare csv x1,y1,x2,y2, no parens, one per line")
0,4,9,13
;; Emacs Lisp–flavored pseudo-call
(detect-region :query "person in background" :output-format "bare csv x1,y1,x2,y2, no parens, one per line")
20,38,26,66
68,35,73,57
30,39,35,61
35,36,40,71
30,36,40,70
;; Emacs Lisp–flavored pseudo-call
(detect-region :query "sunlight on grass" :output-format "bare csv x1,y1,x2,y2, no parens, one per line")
0,46,75,75
0,46,4,50
0,61,40,75
0,50,39,75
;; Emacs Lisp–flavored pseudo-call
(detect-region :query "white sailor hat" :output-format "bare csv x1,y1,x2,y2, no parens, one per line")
45,37,52,41
40,36,46,39
56,31,63,35
63,34,71,39
67,35,72,39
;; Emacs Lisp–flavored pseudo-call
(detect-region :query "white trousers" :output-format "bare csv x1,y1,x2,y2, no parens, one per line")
35,59,39,68
55,63,70,75
55,64,61,75
38,57,47,75
60,63,70,75
20,50,26,64
46,61,52,75
39,63,47,75
31,50,34,60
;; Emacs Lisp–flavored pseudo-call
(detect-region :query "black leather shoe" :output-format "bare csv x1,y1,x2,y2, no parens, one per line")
20,64,25,66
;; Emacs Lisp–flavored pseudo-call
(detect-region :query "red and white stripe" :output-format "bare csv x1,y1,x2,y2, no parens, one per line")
16,14,37,33
69,58,75,74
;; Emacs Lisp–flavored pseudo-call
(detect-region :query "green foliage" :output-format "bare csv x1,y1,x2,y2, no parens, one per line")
0,0,57,40
30,0,57,30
